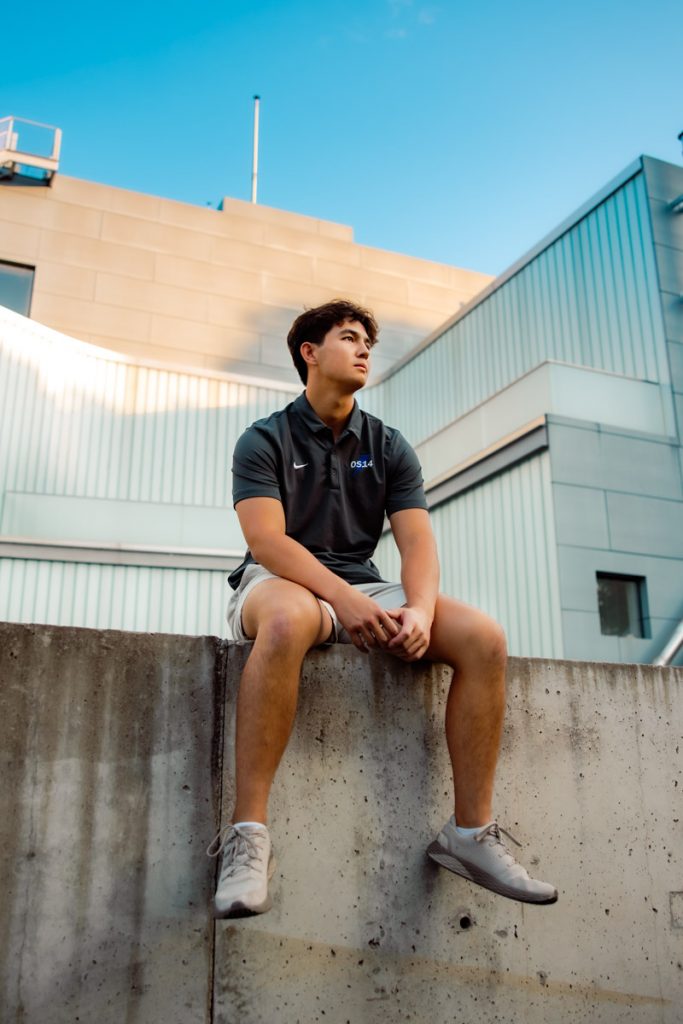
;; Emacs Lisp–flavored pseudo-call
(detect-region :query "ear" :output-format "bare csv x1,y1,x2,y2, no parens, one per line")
300,341,319,369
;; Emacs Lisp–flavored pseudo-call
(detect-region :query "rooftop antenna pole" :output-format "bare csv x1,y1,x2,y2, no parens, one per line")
251,95,260,203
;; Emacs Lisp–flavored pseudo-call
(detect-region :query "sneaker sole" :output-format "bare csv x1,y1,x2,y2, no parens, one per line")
427,841,558,906
213,894,272,919
213,855,277,919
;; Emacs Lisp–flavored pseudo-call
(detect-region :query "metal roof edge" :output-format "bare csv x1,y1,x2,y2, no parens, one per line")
0,305,301,394
369,156,646,387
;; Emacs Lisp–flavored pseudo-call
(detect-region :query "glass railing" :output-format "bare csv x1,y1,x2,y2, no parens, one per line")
0,116,61,160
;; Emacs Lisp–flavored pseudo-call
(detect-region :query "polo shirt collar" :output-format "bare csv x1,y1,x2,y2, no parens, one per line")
293,392,363,440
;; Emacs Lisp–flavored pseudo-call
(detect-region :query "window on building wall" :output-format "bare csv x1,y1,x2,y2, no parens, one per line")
0,260,35,315
596,572,649,638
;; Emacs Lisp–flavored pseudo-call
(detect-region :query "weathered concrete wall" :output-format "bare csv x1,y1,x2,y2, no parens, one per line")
216,645,683,1024
0,623,224,1024
2,624,683,1023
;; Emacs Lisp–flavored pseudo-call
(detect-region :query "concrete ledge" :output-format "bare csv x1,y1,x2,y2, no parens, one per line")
1,624,683,1022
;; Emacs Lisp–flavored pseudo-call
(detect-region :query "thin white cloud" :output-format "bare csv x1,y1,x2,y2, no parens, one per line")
418,7,438,25
383,0,437,41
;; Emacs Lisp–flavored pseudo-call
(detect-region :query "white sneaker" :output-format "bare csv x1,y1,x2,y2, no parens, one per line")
427,817,558,905
207,824,276,918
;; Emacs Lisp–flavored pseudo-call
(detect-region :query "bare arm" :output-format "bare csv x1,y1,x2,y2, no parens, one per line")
386,507,440,661
236,497,399,651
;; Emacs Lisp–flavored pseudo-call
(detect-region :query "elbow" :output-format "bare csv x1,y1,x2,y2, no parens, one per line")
247,536,268,564
246,531,282,565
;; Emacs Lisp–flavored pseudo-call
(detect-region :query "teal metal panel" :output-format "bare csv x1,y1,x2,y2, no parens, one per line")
0,557,229,637
373,452,563,658
363,172,668,443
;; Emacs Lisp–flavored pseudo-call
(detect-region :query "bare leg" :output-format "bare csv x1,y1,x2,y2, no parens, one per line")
232,579,333,824
425,595,507,827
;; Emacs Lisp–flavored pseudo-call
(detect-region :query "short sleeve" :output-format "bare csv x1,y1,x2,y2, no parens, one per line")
232,425,282,506
385,431,429,516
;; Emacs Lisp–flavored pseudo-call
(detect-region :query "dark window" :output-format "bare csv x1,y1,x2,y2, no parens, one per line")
596,572,649,638
0,261,34,315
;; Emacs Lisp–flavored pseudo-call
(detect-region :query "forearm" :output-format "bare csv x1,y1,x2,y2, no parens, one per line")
248,530,350,604
236,497,402,650
400,533,439,619
249,529,403,649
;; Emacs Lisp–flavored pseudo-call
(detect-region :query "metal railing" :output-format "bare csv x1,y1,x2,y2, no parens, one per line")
0,115,62,179
652,617,683,667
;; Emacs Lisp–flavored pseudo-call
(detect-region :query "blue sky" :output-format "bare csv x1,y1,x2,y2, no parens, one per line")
3,0,682,275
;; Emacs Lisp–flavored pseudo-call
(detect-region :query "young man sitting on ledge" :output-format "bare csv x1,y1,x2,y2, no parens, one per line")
208,299,558,915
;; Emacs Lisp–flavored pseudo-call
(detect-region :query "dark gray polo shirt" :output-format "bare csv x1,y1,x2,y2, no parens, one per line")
228,392,428,588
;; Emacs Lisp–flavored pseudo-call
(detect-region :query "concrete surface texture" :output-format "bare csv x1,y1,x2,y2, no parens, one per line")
0,623,223,1024
217,644,683,1024
2,622,682,1023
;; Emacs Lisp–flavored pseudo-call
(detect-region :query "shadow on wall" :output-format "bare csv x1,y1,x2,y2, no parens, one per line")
242,297,449,386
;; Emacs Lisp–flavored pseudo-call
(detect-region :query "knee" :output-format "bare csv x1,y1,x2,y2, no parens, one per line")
255,596,319,651
466,614,507,671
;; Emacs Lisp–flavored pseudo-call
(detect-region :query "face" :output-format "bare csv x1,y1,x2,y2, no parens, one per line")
303,319,372,391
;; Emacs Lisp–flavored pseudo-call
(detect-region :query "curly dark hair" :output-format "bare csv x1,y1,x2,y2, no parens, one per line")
286,299,379,384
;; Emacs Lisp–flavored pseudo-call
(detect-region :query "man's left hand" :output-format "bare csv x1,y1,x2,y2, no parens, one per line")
386,606,432,662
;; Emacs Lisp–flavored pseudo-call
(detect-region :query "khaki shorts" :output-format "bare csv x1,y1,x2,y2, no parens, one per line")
226,563,406,644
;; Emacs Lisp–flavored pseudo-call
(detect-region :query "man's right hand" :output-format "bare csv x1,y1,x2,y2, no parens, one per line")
330,583,401,653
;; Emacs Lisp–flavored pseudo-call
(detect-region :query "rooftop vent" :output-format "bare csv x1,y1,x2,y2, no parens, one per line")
0,116,61,186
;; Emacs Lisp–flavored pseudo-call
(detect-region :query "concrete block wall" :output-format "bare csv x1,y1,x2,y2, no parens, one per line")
548,416,683,664
2,622,682,1022
0,176,491,382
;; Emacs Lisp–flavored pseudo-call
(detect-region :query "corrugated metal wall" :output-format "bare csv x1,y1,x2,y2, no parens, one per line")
0,557,229,637
373,453,563,658
1,451,561,649
0,312,294,518
363,171,668,440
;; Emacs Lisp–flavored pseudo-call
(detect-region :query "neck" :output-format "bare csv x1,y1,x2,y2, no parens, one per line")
304,382,356,439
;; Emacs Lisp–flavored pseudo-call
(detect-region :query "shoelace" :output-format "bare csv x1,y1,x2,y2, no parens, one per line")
206,824,265,877
475,822,522,849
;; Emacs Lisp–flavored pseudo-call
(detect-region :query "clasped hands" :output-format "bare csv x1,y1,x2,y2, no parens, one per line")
332,586,432,662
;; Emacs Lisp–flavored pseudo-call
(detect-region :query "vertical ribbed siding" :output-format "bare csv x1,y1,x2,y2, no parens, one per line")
0,557,230,637
0,319,294,517
364,172,667,443
373,453,562,658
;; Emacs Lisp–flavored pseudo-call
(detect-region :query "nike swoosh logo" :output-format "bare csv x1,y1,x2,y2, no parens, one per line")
293,462,308,470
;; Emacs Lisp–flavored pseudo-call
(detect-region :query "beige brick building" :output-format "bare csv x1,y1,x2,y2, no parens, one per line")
0,174,491,383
